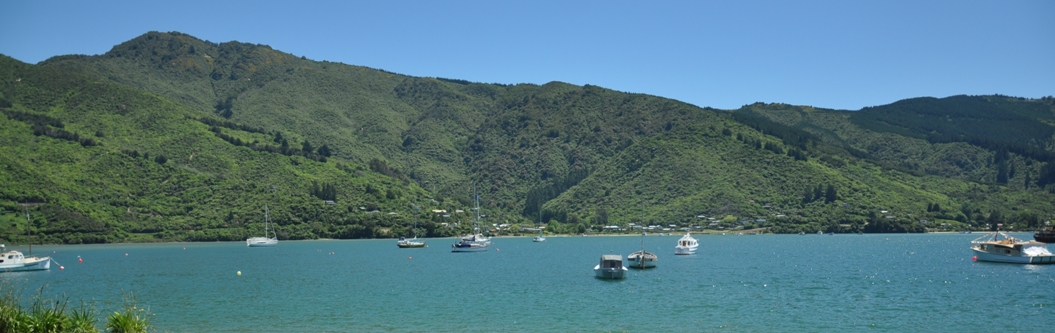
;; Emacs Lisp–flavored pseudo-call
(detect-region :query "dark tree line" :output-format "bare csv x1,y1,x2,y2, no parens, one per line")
522,168,590,217
731,110,817,151
310,181,337,201
193,115,266,134
368,158,409,182
3,109,97,146
802,184,837,205
211,126,328,162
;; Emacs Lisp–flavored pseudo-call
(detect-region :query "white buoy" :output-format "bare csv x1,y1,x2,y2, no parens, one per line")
237,271,242,276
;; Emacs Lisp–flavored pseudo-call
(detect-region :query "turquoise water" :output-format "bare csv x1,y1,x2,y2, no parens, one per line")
4,233,1055,332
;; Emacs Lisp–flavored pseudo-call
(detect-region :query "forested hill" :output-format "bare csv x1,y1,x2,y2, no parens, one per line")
0,31,1053,243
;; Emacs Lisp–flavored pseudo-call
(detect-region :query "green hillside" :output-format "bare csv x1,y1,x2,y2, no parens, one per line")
0,31,1052,243
0,54,469,244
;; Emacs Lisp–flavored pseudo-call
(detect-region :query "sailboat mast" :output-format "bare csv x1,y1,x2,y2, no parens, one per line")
24,204,31,256
265,204,271,238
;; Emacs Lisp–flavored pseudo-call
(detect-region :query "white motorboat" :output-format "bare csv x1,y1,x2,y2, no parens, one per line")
628,233,657,269
452,184,491,252
971,231,1055,264
0,245,51,272
594,254,627,279
247,204,278,247
1,206,51,272
675,231,698,255
397,237,426,248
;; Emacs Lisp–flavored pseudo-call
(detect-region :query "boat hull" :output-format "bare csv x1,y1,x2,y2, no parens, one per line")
627,257,656,269
0,257,50,272
972,248,1055,264
674,246,697,255
628,251,657,269
532,237,546,242
397,242,426,248
247,237,278,247
1034,231,1055,243
594,266,627,279
451,245,488,252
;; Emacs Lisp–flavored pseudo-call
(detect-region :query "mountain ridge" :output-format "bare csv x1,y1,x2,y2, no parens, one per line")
1,31,1053,243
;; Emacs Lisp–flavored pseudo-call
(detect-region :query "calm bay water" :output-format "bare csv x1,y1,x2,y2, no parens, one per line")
4,233,1055,332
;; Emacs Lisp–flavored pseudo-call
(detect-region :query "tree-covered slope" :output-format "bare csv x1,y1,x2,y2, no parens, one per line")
0,54,465,243
0,31,1051,241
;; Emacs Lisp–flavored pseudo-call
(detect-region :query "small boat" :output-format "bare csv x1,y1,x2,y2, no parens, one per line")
674,231,698,255
627,233,657,269
594,254,627,279
1,206,51,272
0,245,51,272
397,237,426,248
398,205,426,248
247,204,278,247
452,184,491,252
1034,226,1055,243
971,230,1055,264
532,212,546,242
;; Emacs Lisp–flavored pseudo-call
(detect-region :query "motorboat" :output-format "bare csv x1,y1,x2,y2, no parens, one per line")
397,237,426,248
1034,226,1055,243
628,233,657,269
532,234,546,242
452,235,490,252
452,184,491,252
971,231,1055,264
1,206,51,272
0,245,50,272
594,254,627,279
674,231,698,255
247,204,278,247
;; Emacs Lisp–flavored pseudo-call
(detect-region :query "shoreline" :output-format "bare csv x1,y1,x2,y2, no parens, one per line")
7,230,1026,247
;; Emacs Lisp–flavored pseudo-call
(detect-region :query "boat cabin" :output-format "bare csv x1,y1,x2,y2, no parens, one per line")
599,254,623,268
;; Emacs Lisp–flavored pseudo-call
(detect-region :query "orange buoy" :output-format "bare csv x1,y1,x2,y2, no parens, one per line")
972,256,978,261
78,257,83,263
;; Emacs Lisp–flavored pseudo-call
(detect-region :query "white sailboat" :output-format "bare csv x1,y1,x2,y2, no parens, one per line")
398,205,426,248
452,184,491,252
247,204,278,247
532,212,546,242
1,205,51,272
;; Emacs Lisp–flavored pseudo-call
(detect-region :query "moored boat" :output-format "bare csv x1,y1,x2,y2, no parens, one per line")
674,231,698,255
452,184,492,252
2,206,51,272
594,254,627,279
971,231,1055,264
247,204,278,247
1034,226,1055,243
628,232,657,269
397,237,426,248
0,245,50,272
398,205,427,248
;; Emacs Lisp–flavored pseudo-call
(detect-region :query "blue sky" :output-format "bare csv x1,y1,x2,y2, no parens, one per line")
1,1,1052,110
